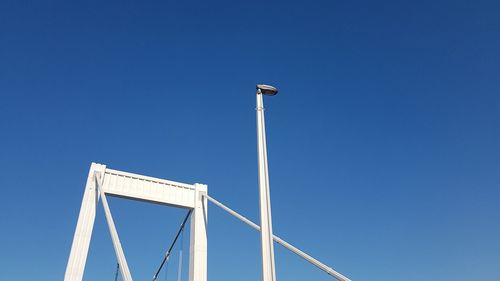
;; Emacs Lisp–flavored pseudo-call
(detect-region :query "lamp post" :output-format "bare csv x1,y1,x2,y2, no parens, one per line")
256,84,278,281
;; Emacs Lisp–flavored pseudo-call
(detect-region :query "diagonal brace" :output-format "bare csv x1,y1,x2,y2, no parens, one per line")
204,194,351,281
95,172,133,281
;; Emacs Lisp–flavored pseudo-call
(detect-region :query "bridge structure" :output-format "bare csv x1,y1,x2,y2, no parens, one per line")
64,163,208,281
64,85,351,281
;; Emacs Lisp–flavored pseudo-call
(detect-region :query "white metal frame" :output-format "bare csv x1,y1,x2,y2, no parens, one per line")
64,163,207,281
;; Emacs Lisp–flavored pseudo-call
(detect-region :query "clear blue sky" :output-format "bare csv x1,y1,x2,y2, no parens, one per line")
0,0,499,280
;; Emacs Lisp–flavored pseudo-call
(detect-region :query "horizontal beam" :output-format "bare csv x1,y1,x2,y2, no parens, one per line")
205,195,351,281
101,168,196,209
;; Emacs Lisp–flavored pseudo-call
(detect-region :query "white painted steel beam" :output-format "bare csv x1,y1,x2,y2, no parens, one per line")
102,168,196,209
189,184,208,281
205,195,351,281
64,163,105,281
95,172,133,281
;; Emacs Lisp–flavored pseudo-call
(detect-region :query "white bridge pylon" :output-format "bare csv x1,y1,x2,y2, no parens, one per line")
64,163,207,281
65,163,351,281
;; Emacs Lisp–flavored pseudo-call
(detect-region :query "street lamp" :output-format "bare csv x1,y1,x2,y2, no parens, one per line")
257,84,278,96
256,84,278,281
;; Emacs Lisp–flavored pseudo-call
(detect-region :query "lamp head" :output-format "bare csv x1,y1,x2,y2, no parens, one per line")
256,84,278,96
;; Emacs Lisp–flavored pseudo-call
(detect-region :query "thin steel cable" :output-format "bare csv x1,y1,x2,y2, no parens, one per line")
164,255,169,281
152,210,192,281
177,228,184,281
114,263,120,281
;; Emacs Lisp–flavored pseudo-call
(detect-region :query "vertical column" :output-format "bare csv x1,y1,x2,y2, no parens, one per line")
256,93,277,281
189,183,208,281
64,163,106,281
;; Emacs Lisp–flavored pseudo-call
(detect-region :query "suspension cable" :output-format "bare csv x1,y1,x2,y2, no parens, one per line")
152,209,193,281
164,252,169,281
177,227,184,281
114,263,120,281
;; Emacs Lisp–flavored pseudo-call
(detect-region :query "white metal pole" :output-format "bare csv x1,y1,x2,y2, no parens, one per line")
256,88,277,281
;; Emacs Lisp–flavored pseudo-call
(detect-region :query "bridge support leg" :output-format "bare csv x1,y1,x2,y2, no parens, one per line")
64,163,106,281
189,183,208,281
